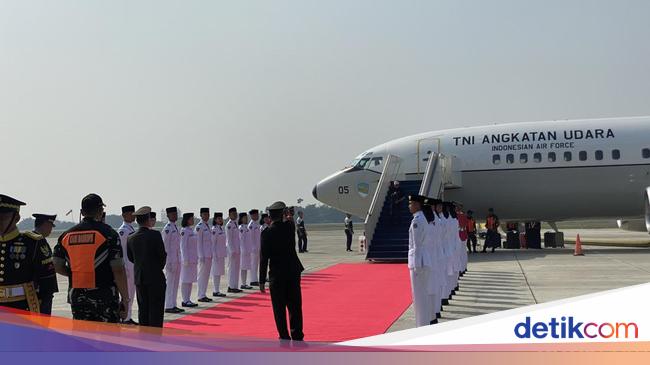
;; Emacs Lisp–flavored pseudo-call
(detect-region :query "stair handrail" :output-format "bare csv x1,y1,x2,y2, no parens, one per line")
419,151,441,198
364,154,401,248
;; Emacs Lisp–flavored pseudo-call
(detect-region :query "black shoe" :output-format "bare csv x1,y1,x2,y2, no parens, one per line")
249,282,259,287
442,299,449,305
165,308,177,314
198,297,213,303
123,319,138,325
436,312,441,319
430,319,438,325
182,301,198,307
240,285,253,290
299,250,304,253
492,248,496,253
173,307,185,313
212,292,227,297
303,250,309,253
227,287,243,293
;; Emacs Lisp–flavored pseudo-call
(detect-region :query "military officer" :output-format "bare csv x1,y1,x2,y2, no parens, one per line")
53,194,130,323
180,212,199,307
0,195,58,314
162,207,184,313
117,205,137,324
407,195,433,327
248,209,261,286
196,208,213,303
210,212,227,297
32,213,59,315
226,207,242,293
238,212,252,290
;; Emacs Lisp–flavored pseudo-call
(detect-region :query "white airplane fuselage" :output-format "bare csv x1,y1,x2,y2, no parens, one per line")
313,117,650,227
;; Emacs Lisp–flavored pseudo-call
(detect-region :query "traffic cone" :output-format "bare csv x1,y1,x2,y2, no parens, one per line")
574,234,585,256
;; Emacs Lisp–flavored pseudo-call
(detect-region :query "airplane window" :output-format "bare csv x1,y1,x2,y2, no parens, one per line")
492,154,501,165
520,153,528,163
579,151,588,161
533,153,542,163
355,158,371,168
370,157,383,168
612,149,621,160
595,150,604,161
506,154,514,164
564,151,572,162
643,149,650,159
548,152,556,162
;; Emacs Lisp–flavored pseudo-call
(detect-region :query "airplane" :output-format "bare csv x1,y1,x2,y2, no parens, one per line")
312,116,650,233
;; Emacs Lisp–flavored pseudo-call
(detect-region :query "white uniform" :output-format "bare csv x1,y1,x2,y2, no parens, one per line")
226,218,241,289
180,226,198,303
117,222,136,321
248,220,261,283
162,220,181,309
433,214,447,306
195,220,213,299
211,224,227,294
239,223,252,285
424,219,441,318
408,210,433,327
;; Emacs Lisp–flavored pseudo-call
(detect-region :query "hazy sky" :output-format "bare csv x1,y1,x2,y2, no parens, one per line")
2,0,649,218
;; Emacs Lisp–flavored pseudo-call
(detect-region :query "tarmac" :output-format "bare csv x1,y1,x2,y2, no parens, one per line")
46,226,650,336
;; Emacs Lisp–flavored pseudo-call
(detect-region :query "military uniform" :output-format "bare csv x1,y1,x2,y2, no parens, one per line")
225,208,242,292
210,213,227,297
407,195,433,328
180,213,198,307
196,208,213,302
248,210,261,286
162,207,182,312
117,205,136,322
238,213,252,289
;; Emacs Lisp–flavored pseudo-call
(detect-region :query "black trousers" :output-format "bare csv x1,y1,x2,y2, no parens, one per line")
136,282,166,327
269,277,304,340
345,230,353,250
467,233,478,252
298,233,308,252
40,293,54,315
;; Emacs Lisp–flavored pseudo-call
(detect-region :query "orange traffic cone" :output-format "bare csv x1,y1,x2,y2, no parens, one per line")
574,234,585,256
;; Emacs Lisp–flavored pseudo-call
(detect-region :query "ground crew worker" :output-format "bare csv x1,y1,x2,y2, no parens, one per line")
296,211,308,253
466,210,478,253
53,193,129,323
407,195,433,327
260,201,305,341
0,195,57,314
226,208,242,293
196,208,213,303
162,207,184,313
344,214,353,252
483,208,500,253
32,213,59,315
127,206,167,327
117,204,137,324
180,212,198,307
248,209,261,286
210,212,227,297
238,212,253,290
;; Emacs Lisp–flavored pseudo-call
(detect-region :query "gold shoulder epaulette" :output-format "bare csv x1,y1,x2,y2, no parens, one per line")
22,231,44,240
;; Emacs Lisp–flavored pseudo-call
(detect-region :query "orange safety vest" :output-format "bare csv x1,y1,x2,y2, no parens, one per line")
60,230,106,289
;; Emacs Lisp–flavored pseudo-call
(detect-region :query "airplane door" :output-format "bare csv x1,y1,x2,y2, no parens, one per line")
416,138,440,174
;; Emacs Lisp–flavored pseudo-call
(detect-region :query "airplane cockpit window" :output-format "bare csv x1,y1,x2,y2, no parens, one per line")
643,148,650,159
506,154,514,164
493,154,501,165
370,156,384,168
579,151,588,161
348,156,383,170
548,152,557,162
612,149,621,160
520,153,528,163
355,158,371,169
564,151,572,162
595,150,604,161
533,153,542,163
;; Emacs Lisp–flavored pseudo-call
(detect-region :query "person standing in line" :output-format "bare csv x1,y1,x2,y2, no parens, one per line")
180,212,199,307
127,207,167,327
466,210,478,253
238,212,253,290
455,203,469,275
117,205,137,325
31,213,59,315
248,209,261,287
162,207,184,314
421,199,440,325
195,208,213,303
296,211,308,253
226,207,242,293
210,213,227,297
344,214,354,252
407,195,433,327
260,213,271,232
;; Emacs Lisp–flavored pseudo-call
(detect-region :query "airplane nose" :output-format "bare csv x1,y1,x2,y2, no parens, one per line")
312,185,318,200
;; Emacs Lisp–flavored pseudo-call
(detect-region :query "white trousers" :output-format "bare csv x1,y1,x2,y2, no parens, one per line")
241,270,248,286
181,282,193,303
250,251,260,283
212,275,222,294
197,257,212,298
410,267,432,327
125,264,136,321
228,252,241,289
164,263,181,309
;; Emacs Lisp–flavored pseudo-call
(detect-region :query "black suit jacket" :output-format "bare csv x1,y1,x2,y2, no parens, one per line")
127,227,167,286
259,221,304,285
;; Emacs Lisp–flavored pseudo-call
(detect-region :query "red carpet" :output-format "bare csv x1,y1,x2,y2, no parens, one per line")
165,263,411,342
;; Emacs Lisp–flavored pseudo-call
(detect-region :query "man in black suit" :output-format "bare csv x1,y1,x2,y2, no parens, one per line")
127,206,167,327
259,201,305,341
